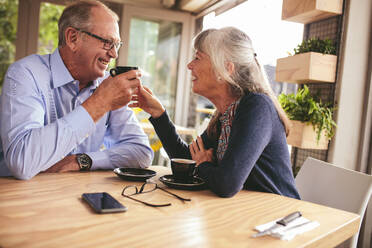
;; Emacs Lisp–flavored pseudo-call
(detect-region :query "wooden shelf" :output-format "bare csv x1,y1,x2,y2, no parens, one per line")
287,120,329,150
276,52,337,84
282,0,343,24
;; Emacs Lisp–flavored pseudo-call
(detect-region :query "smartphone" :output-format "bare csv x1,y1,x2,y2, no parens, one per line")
82,192,128,214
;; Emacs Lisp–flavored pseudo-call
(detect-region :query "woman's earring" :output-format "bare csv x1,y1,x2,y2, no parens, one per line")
217,76,222,81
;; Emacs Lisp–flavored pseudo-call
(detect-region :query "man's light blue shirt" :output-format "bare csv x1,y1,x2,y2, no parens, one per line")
0,49,153,179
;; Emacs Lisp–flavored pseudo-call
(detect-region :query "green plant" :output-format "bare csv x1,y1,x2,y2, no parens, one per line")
0,0,18,89
293,37,336,55
38,2,65,55
278,85,337,143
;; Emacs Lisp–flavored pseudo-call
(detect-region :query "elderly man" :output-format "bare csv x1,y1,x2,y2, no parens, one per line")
0,0,153,180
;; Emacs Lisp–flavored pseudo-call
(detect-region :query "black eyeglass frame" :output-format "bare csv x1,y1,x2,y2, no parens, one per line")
121,181,191,208
74,27,123,51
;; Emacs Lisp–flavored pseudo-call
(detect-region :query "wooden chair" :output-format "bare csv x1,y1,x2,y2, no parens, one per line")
295,157,372,248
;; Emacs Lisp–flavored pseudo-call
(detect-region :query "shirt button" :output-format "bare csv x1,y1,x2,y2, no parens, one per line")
100,145,106,151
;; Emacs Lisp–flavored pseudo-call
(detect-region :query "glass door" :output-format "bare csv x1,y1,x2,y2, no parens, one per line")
118,5,194,126
127,18,182,119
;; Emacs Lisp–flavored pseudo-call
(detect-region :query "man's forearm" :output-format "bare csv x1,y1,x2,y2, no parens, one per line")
44,155,79,173
3,106,95,180
82,93,109,123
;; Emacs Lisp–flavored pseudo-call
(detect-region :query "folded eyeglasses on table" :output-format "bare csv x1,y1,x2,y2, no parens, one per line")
121,181,191,207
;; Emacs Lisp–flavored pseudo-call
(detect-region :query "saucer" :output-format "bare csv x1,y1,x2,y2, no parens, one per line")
159,175,206,190
114,168,156,181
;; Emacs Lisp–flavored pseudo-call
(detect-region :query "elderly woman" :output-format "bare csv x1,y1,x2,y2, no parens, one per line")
131,27,300,199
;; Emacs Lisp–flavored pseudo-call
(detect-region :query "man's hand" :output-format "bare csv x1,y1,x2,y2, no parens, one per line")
44,155,79,173
82,70,142,122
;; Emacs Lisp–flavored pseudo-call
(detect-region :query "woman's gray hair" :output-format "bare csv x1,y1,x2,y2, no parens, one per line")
58,0,119,47
194,27,291,135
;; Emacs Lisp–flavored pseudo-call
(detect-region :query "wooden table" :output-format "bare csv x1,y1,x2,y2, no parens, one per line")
0,166,360,248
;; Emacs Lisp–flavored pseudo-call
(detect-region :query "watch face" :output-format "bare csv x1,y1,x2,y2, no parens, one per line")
77,154,92,171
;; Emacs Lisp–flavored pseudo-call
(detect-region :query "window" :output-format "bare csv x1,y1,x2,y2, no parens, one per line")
199,0,304,108
127,18,182,120
119,5,194,126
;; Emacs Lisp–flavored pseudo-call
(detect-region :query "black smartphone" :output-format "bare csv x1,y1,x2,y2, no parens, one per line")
82,192,128,214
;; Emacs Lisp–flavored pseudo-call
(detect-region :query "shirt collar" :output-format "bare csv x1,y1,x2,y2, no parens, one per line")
50,49,107,91
50,48,75,89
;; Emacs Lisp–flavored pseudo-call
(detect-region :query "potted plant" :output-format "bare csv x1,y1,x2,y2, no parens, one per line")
276,37,337,83
278,85,337,150
281,0,343,24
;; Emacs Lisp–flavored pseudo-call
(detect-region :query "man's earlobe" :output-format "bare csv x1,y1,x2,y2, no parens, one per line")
65,27,79,52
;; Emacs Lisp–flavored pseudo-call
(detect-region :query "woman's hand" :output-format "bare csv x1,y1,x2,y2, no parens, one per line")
189,136,214,166
129,85,165,118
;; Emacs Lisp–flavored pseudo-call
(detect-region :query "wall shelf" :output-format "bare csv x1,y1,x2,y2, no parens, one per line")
276,52,337,84
287,120,329,150
282,0,343,24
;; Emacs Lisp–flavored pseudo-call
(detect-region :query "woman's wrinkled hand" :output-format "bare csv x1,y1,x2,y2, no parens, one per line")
189,136,214,166
129,85,165,118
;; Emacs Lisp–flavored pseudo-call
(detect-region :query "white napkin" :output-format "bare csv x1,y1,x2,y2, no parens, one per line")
254,217,320,240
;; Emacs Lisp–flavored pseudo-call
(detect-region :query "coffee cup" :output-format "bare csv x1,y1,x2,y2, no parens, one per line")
170,158,196,183
110,66,138,77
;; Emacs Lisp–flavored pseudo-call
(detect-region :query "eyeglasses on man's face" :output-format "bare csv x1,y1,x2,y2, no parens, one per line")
121,181,191,208
74,27,123,52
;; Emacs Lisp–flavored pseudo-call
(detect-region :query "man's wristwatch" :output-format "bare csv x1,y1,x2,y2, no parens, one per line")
76,153,92,171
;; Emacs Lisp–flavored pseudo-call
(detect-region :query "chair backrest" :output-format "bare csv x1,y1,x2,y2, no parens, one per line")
295,157,372,248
